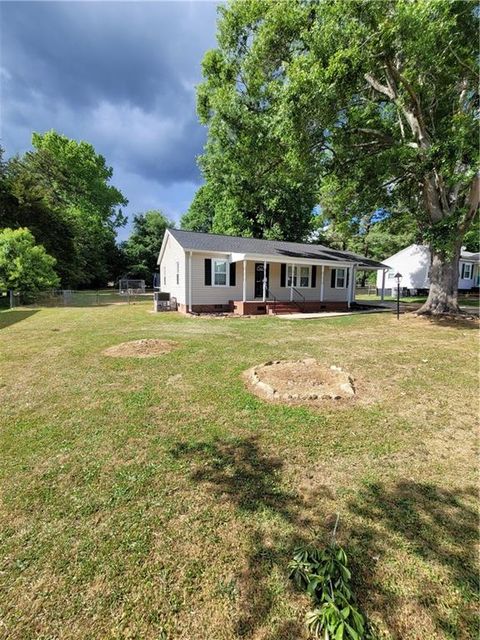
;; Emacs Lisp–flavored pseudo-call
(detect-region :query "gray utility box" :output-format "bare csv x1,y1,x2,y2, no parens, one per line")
154,292,177,312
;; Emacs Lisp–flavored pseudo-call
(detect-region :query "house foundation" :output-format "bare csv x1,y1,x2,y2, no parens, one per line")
176,300,349,316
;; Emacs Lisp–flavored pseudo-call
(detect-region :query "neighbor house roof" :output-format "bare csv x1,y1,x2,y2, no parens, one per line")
383,244,480,263
165,229,387,270
461,249,480,262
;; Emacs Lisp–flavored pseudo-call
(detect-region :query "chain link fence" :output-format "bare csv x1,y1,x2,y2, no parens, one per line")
2,289,154,309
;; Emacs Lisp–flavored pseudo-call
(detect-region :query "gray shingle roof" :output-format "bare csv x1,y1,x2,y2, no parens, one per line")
168,228,387,269
461,250,480,261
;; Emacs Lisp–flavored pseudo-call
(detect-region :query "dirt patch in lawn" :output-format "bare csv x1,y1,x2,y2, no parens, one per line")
102,338,176,358
244,358,355,404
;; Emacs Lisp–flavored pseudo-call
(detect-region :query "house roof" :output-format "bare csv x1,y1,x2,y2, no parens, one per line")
383,244,480,263
166,228,387,269
461,250,480,262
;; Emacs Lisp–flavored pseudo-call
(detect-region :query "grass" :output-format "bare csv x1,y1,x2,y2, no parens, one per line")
0,303,478,640
357,293,480,307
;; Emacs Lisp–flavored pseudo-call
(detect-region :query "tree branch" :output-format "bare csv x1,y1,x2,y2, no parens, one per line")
364,73,395,100
458,173,480,233
385,60,430,148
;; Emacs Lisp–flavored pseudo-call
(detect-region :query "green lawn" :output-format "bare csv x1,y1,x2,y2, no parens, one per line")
0,304,478,640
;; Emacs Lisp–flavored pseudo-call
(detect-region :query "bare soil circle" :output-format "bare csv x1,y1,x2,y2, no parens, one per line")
102,339,176,358
244,358,355,404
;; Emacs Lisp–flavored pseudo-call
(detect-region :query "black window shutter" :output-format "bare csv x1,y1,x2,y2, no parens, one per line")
311,265,317,288
204,258,212,286
331,269,336,288
346,268,350,288
280,263,286,287
229,262,236,286
461,263,465,279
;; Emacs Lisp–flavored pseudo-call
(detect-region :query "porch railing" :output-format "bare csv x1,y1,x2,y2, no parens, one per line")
266,287,278,315
291,287,306,312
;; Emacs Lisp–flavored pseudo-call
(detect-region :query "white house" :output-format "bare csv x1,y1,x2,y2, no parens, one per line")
157,229,387,315
375,244,480,296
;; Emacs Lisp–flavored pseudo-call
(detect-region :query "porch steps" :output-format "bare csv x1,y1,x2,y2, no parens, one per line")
266,302,301,315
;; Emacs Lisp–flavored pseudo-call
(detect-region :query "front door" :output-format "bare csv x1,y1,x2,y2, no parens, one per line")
254,263,269,298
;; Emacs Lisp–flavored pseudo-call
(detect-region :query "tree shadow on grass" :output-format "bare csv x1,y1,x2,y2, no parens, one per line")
346,481,479,638
413,313,479,330
0,309,38,329
170,437,311,639
171,438,478,639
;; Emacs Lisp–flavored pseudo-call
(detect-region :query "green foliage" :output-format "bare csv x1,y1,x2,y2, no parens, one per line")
0,227,59,292
191,1,319,240
289,541,367,639
180,184,216,233
1,131,127,287
201,0,479,308
122,210,175,284
463,217,480,253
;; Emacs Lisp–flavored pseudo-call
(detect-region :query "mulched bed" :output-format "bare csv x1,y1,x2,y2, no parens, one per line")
244,358,355,404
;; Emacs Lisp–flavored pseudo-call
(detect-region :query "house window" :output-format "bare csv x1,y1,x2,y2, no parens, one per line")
299,266,310,287
387,269,395,279
335,268,346,288
461,263,472,279
163,266,166,286
287,265,311,287
213,260,228,286
176,261,180,285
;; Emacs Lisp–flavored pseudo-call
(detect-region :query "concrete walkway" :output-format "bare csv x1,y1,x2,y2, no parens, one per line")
275,300,479,320
275,308,392,320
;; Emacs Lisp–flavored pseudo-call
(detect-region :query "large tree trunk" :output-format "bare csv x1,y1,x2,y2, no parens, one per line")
417,244,462,315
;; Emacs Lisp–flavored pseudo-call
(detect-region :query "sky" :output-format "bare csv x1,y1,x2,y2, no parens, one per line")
1,0,220,240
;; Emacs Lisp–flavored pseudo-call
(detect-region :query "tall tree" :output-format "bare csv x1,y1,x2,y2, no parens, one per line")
2,154,77,284
122,210,175,284
1,132,128,287
189,9,320,241
203,0,479,314
0,227,59,293
180,184,216,233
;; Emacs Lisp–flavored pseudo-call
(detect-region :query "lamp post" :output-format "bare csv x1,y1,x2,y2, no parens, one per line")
394,272,402,319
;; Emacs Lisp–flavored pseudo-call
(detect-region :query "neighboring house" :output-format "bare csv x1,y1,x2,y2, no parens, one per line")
157,229,387,315
375,244,480,296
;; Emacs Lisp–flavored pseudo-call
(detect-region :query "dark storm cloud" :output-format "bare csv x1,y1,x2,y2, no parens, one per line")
1,1,219,192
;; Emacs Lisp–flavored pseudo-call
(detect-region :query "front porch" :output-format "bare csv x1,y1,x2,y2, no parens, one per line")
229,258,355,315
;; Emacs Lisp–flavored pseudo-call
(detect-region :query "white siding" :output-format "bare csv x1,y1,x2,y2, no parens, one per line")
377,245,479,291
190,253,244,304
322,267,351,302
159,234,187,305
189,256,349,304
376,245,430,290
458,260,476,290
267,263,348,302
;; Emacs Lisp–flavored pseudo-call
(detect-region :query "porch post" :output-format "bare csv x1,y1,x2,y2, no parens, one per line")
347,266,353,309
262,259,267,302
352,265,357,303
320,265,325,302
188,251,193,313
290,264,294,301
242,259,247,302
381,269,386,301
